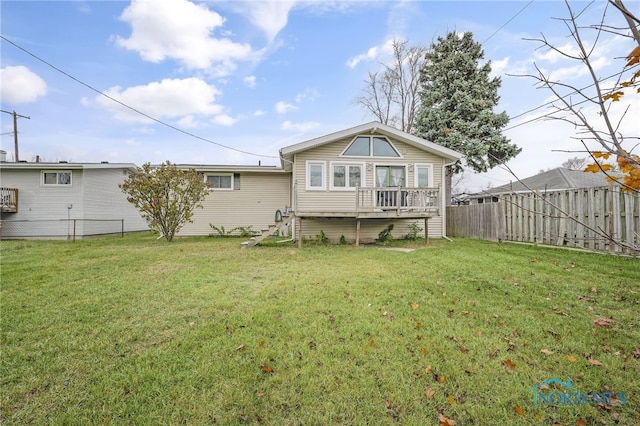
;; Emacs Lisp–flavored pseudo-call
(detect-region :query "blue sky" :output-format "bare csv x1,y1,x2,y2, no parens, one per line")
1,0,638,192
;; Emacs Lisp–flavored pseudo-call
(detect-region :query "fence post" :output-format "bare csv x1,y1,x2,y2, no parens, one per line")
73,219,76,242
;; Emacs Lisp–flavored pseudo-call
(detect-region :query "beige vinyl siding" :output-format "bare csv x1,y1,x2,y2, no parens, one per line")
298,217,431,244
293,135,446,238
179,172,290,236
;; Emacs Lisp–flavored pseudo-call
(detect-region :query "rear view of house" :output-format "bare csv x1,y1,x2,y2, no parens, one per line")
181,122,462,245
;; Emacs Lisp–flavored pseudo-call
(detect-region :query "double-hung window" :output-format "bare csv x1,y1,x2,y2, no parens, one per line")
331,163,363,190
306,161,326,190
43,171,72,186
205,173,233,190
414,164,433,188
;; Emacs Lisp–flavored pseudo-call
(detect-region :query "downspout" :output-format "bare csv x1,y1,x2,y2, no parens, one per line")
442,160,457,240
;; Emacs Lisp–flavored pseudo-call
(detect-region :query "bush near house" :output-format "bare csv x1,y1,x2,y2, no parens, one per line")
1,234,638,425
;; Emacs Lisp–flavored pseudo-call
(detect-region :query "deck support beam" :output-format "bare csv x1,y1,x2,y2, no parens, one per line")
424,218,429,245
297,217,303,248
355,219,361,246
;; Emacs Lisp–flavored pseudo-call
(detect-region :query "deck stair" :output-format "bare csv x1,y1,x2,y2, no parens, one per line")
241,214,294,249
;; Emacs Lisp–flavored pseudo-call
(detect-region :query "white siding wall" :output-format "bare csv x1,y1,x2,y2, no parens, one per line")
179,172,291,236
0,166,149,238
82,168,149,234
293,136,446,238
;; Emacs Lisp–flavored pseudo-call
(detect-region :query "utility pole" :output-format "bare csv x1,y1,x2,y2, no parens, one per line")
1,109,31,162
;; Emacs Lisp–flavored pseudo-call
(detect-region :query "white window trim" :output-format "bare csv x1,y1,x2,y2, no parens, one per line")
204,173,234,191
340,135,403,159
374,163,408,187
306,161,326,191
414,163,434,188
42,170,72,186
330,162,365,191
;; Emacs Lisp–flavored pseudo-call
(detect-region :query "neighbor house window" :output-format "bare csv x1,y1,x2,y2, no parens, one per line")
342,136,400,158
306,161,326,190
414,164,433,188
331,163,363,190
43,171,72,186
205,173,233,190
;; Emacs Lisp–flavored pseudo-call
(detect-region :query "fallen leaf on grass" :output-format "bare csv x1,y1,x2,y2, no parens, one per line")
369,339,375,346
259,340,266,347
514,405,524,416
593,318,615,328
541,349,554,355
588,358,603,366
424,388,435,398
633,348,640,357
411,302,419,309
235,344,245,351
416,322,422,329
425,365,432,373
260,365,274,373
503,359,516,370
421,348,428,356
438,413,456,426
576,419,587,426
567,355,577,363
448,394,456,406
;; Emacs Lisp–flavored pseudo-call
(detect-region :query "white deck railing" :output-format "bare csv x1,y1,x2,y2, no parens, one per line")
356,186,439,214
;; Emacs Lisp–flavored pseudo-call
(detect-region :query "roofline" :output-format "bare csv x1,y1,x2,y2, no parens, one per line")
171,164,287,173
0,161,138,170
279,121,463,162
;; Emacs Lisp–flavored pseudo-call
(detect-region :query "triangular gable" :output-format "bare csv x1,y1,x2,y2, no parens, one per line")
279,122,462,169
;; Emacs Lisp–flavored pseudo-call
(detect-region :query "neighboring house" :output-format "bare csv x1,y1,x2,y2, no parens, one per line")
467,167,611,204
180,122,463,245
0,160,149,239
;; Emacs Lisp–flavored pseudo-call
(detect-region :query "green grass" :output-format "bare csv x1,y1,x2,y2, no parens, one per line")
1,233,639,425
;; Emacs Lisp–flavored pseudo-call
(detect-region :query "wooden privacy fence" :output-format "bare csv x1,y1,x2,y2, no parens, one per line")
446,186,640,254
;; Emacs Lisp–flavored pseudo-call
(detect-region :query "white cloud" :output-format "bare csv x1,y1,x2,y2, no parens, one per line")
244,75,257,88
253,109,266,117
295,88,319,103
242,1,295,42
346,39,395,69
490,57,510,78
114,0,257,74
0,65,47,104
275,101,297,114
88,77,223,123
281,120,319,132
212,114,236,126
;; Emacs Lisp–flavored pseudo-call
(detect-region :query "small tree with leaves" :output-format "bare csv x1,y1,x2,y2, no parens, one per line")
120,161,210,242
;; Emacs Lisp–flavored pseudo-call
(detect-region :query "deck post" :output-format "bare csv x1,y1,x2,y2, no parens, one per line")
424,218,429,245
297,217,303,248
355,219,361,246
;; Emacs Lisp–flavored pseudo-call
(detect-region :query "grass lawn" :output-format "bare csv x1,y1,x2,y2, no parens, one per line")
1,233,639,425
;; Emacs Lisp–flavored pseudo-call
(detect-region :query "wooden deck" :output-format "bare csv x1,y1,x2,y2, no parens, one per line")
0,187,18,213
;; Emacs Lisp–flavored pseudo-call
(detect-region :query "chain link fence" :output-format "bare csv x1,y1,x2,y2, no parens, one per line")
0,219,126,240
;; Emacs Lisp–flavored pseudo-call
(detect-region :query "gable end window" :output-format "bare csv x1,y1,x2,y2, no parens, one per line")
342,136,400,158
43,171,72,186
205,173,235,190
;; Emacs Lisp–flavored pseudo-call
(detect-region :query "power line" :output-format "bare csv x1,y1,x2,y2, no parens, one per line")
0,35,279,160
483,0,535,44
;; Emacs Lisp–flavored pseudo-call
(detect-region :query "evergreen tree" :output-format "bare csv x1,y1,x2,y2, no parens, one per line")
414,31,520,173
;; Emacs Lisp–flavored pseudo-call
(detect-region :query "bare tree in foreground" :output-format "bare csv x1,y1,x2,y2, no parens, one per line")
522,0,640,192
